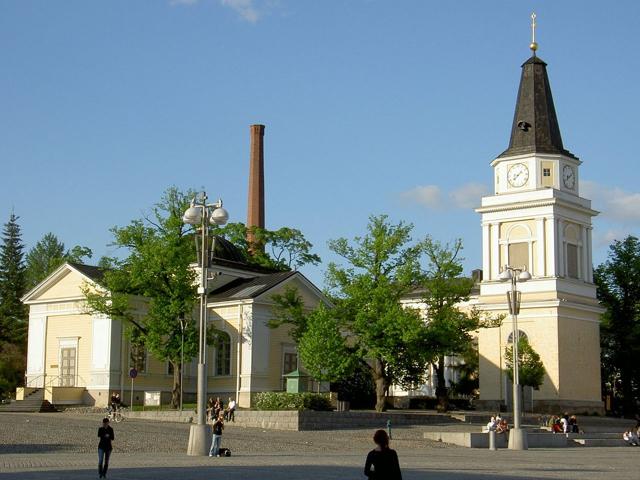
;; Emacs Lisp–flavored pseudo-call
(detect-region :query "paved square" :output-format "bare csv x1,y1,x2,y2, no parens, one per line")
0,413,637,479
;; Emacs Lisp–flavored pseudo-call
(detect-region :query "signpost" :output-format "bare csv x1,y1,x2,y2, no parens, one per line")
129,368,137,408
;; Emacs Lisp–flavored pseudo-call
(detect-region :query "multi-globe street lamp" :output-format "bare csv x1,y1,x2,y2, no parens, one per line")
499,264,531,451
182,192,229,456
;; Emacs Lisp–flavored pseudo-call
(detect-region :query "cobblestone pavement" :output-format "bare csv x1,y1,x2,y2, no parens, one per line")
0,412,637,480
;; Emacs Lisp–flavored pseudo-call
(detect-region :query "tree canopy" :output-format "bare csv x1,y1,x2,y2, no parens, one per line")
0,213,27,346
83,188,199,408
0,213,28,399
504,336,545,389
419,238,495,411
594,235,640,416
25,232,92,289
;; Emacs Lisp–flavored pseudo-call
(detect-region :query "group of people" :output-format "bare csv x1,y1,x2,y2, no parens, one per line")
622,417,640,446
486,415,509,434
206,396,237,423
548,413,580,434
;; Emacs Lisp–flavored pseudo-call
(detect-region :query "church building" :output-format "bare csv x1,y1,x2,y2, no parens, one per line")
474,38,603,413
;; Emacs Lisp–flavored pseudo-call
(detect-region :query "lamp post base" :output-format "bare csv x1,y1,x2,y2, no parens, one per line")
508,427,528,450
187,424,211,456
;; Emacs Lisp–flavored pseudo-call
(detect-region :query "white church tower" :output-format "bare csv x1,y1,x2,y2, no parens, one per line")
475,30,603,413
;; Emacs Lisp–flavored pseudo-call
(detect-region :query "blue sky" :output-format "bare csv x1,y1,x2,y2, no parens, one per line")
1,0,639,286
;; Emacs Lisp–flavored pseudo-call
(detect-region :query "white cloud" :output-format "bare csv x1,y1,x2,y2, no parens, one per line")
400,182,490,211
221,0,260,23
450,182,491,209
581,180,640,223
400,185,443,209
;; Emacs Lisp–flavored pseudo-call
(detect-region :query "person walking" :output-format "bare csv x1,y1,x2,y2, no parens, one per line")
97,417,115,478
209,413,225,457
364,429,402,480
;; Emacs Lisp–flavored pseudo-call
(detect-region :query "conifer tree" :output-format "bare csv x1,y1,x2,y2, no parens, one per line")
0,213,28,345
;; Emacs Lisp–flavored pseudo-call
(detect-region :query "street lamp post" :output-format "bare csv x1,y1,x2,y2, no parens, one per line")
499,264,531,451
179,317,185,413
183,192,229,456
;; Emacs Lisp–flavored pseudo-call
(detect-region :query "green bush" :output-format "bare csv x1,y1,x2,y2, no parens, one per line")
253,392,332,411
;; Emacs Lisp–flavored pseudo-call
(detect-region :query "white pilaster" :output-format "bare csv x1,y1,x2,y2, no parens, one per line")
581,225,589,282
557,219,565,277
536,218,545,277
586,227,594,282
490,222,500,280
482,223,491,280
546,217,556,277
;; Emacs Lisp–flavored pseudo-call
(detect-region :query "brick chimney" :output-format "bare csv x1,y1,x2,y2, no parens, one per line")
247,124,265,253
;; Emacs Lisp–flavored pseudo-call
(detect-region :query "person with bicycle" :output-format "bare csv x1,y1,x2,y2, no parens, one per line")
110,392,121,414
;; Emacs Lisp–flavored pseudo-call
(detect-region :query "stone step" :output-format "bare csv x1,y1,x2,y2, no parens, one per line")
572,438,629,447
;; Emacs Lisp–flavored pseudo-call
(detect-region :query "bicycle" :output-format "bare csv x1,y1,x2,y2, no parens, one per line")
107,406,125,423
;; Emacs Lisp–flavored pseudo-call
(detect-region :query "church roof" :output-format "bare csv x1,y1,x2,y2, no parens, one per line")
67,262,106,283
498,55,577,160
208,270,297,301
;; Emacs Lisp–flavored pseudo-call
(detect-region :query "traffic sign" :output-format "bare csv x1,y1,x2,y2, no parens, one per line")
129,368,138,379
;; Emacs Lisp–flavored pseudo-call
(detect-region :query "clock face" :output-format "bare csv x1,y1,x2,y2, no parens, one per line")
562,165,576,189
507,163,529,187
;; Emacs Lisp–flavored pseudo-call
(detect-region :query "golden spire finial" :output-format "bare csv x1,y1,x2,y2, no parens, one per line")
530,12,538,54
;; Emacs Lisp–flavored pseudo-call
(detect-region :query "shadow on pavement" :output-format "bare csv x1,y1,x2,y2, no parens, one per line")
0,464,593,480
0,444,76,454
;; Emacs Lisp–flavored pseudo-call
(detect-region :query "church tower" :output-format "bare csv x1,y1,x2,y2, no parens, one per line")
475,20,603,413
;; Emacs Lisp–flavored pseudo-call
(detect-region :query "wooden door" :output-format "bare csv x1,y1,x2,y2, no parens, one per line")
60,348,76,386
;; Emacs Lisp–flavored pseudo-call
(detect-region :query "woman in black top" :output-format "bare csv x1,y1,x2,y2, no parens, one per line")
98,417,115,478
364,429,402,480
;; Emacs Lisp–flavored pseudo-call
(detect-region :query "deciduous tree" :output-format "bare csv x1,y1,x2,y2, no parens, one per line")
325,215,428,412
83,188,198,408
594,235,640,417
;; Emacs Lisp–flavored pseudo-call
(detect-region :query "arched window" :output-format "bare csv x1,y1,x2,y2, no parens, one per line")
507,330,528,344
215,332,231,376
502,224,534,274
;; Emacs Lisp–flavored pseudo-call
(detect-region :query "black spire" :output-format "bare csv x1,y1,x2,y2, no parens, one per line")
499,55,577,159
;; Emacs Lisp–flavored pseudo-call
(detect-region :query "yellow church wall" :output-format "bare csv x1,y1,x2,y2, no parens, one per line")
37,270,88,301
44,314,93,385
556,311,601,402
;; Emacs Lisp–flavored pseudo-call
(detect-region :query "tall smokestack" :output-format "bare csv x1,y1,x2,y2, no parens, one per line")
247,124,265,253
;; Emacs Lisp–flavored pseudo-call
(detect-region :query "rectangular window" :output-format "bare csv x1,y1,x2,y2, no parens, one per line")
129,344,147,373
508,243,529,272
216,338,231,376
566,244,579,279
541,162,554,187
283,352,298,375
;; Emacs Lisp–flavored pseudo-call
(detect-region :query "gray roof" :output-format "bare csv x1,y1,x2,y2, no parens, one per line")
68,262,106,283
208,271,297,301
499,55,577,160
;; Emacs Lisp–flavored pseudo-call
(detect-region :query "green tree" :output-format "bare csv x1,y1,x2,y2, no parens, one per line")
419,238,495,412
25,233,92,289
0,213,28,346
594,235,640,416
504,336,545,389
298,305,355,383
0,342,26,400
325,215,428,412
214,223,321,271
83,188,199,408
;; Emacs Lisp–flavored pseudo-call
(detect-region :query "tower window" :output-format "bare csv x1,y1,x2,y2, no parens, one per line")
543,168,551,177
566,244,579,279
508,243,529,272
